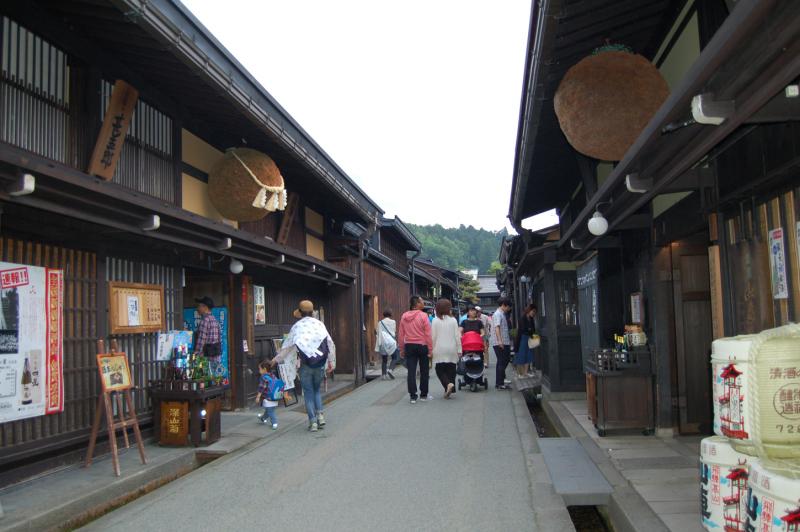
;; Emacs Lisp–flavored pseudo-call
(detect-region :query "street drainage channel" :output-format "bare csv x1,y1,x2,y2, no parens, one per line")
524,392,611,532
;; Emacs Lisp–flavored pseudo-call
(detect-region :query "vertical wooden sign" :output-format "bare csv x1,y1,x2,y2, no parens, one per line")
88,80,139,180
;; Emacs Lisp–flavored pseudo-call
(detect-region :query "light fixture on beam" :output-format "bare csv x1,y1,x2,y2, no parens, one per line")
274,254,285,265
625,173,652,194
332,273,339,280
7,173,35,196
587,200,612,237
309,265,316,273
570,239,582,250
691,93,734,125
216,237,232,251
229,258,244,274
139,214,160,231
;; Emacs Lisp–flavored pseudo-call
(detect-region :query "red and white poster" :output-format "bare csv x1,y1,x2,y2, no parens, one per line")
0,263,63,423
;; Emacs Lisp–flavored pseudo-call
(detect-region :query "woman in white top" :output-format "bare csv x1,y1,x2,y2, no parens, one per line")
431,298,462,399
375,309,398,380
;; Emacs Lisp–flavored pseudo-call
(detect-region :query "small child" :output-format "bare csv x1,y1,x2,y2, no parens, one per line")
256,361,280,430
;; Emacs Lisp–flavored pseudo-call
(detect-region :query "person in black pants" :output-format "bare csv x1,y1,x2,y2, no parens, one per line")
405,343,430,401
491,297,513,389
398,295,433,404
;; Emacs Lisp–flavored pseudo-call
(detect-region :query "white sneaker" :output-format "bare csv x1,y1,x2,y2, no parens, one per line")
271,423,278,430
317,413,326,427
310,421,318,432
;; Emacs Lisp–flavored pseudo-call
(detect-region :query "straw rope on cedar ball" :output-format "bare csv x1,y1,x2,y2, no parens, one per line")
554,50,669,161
208,147,285,222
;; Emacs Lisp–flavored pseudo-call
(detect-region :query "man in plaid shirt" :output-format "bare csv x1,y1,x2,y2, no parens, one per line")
193,296,221,361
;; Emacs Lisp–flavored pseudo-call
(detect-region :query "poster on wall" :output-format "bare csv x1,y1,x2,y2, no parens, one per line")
254,285,265,326
0,263,63,423
768,227,789,299
156,330,193,362
183,307,229,383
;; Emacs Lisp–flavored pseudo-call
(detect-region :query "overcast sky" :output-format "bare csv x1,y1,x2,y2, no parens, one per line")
182,0,532,231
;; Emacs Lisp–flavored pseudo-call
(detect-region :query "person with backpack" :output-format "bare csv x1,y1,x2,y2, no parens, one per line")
375,309,398,380
255,360,284,430
270,300,335,432
398,295,433,404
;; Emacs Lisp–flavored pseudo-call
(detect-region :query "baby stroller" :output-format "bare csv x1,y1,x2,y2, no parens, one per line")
458,331,489,392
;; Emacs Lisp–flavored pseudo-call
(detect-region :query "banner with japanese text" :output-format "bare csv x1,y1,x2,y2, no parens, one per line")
0,263,63,423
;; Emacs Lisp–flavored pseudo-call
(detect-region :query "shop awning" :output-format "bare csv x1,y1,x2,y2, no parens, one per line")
0,142,357,286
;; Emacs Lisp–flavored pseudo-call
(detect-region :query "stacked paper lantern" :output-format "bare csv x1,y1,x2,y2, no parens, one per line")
701,325,800,531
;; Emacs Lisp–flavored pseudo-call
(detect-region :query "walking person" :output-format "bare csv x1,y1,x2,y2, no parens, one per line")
491,298,513,390
271,300,335,432
431,298,461,399
515,304,537,377
375,309,398,380
398,295,433,404
255,360,281,430
459,305,485,343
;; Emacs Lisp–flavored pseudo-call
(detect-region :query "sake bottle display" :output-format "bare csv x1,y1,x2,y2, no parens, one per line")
21,356,32,405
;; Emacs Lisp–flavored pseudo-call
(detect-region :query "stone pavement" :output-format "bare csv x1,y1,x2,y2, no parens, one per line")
80,364,552,532
546,399,704,532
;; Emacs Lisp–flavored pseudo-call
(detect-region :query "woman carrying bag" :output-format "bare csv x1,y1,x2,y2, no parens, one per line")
431,298,461,399
375,309,399,380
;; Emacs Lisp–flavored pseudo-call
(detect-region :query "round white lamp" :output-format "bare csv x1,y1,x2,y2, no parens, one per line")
587,211,609,236
229,258,244,274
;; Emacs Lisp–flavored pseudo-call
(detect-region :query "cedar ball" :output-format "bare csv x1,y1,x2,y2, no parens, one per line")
208,147,284,222
554,50,669,162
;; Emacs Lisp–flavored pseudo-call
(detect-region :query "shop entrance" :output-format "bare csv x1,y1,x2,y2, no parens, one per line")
182,269,236,409
670,236,713,434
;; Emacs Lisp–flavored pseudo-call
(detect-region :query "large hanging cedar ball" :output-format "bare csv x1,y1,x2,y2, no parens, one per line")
554,49,669,161
208,147,284,222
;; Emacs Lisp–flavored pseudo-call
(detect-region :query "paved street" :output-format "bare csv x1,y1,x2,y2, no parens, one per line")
81,365,538,532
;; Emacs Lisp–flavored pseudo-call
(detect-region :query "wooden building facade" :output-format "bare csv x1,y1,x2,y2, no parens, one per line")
503,0,800,435
0,0,385,477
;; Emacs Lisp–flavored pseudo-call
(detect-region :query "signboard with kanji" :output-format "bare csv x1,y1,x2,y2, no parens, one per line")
108,282,165,335
96,353,132,393
159,401,188,446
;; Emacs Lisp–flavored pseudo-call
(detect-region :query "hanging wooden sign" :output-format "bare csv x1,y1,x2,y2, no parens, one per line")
87,79,139,180
108,282,165,334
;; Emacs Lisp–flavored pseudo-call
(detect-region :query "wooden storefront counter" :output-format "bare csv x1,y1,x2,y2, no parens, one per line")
151,386,225,447
585,370,654,436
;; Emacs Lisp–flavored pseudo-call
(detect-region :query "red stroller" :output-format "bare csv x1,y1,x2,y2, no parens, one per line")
459,331,489,392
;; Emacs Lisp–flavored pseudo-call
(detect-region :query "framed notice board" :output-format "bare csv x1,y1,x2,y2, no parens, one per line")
108,282,165,334
96,353,132,392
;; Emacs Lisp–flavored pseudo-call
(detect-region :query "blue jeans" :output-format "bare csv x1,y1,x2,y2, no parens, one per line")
261,406,277,425
300,364,325,422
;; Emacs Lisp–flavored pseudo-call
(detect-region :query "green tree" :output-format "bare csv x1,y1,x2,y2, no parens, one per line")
460,278,481,304
488,261,503,274
408,224,507,273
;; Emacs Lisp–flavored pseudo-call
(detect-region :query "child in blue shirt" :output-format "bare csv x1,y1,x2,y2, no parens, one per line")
256,360,280,429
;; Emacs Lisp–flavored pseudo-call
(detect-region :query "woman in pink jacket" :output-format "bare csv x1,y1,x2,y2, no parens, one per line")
398,295,433,404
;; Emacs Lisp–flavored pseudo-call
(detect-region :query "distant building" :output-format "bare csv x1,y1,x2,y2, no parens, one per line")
476,275,500,315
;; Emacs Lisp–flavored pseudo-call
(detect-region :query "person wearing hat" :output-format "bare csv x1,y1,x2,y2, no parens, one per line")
270,300,336,432
193,296,222,363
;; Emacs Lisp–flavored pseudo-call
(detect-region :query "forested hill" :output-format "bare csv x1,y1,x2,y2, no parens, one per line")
407,224,507,274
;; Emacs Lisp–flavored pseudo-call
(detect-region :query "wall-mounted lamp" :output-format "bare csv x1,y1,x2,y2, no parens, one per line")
8,173,35,196
587,200,612,236
139,214,160,232
229,258,244,274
